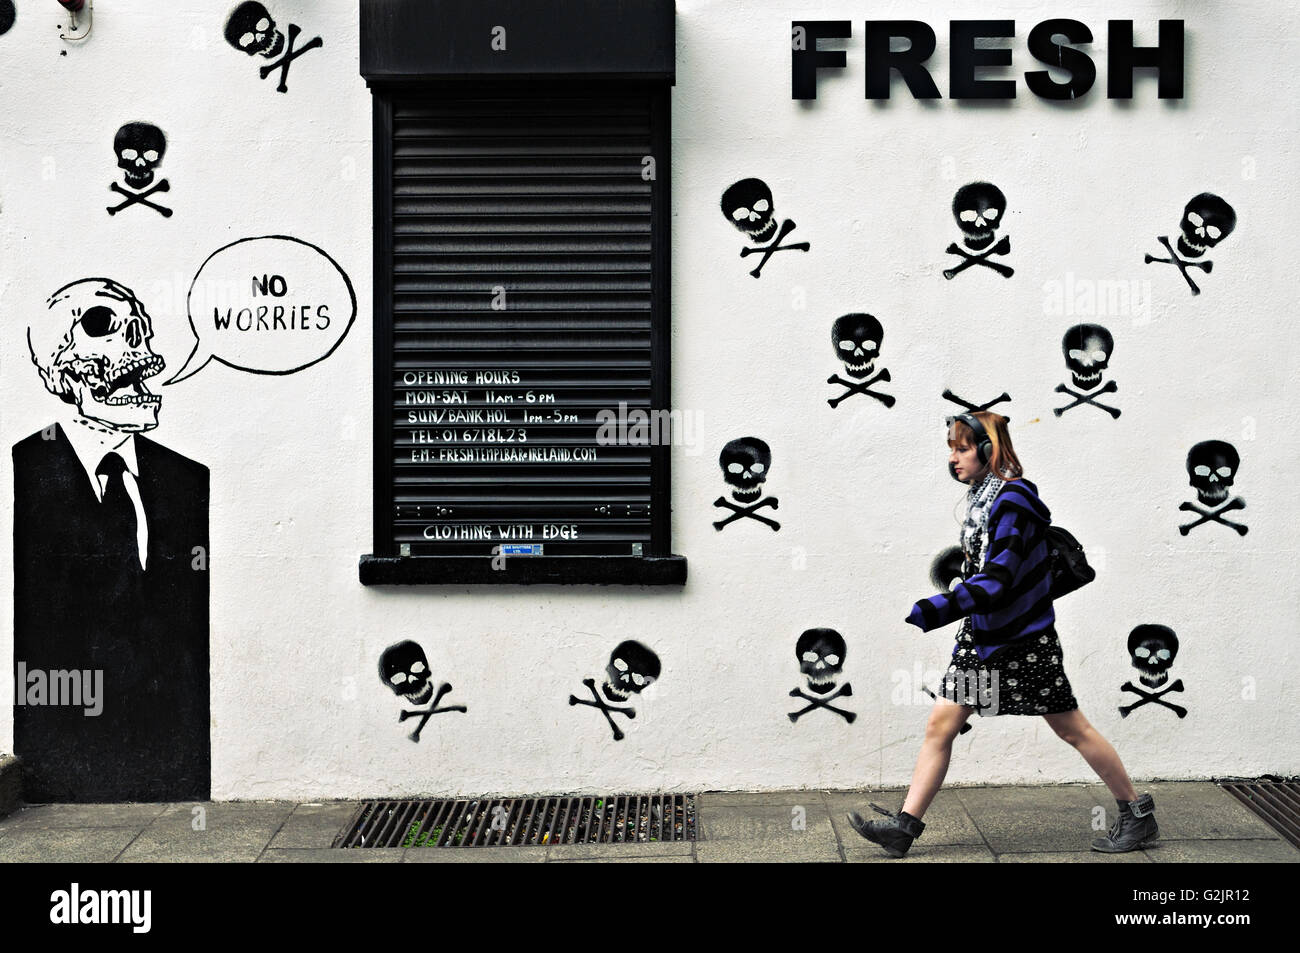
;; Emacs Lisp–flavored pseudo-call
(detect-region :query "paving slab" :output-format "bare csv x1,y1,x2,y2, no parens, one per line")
698,790,828,807
0,802,168,831
955,784,1104,853
116,802,296,862
1145,839,1300,863
844,844,996,863
403,846,548,863
697,800,835,845
1072,782,1283,840
259,848,406,863
116,836,268,863
146,801,297,834
267,802,362,849
999,849,1154,863
550,855,694,863
0,827,140,863
696,836,840,863
547,840,693,859
826,789,986,847
0,783,1290,863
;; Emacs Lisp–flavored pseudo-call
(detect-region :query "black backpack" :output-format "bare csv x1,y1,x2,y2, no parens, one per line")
1045,525,1095,599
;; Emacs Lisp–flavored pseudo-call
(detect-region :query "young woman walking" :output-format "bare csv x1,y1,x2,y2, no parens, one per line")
848,411,1158,858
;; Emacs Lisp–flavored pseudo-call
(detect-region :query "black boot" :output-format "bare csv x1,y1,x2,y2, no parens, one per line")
1091,793,1158,853
847,802,926,858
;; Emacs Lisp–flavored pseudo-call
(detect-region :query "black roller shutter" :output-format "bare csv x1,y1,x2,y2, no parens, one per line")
393,92,657,556
358,0,681,585
362,83,683,583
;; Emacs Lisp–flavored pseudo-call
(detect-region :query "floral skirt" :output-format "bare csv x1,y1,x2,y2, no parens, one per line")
938,619,1079,716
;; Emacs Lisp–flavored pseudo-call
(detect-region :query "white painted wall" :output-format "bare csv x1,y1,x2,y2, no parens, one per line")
1,0,1297,799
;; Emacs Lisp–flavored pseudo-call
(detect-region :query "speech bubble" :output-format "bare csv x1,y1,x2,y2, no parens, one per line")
166,235,356,384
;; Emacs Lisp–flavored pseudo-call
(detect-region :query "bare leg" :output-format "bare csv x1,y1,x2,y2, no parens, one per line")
900,700,975,819
1043,708,1139,802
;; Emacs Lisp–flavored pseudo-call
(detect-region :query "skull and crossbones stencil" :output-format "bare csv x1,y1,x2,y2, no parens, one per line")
224,1,323,94
1118,624,1187,719
379,640,466,742
30,279,166,435
1180,440,1247,536
921,683,974,733
568,641,660,741
714,436,780,532
930,545,966,594
827,313,895,409
788,628,855,724
1144,193,1236,295
944,182,1013,280
942,388,1011,419
1054,323,1120,419
107,123,172,218
720,178,810,278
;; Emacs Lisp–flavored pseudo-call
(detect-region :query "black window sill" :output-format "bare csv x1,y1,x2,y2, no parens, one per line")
359,555,687,586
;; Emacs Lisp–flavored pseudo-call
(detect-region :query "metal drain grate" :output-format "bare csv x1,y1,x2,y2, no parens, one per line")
334,794,697,848
1218,779,1300,850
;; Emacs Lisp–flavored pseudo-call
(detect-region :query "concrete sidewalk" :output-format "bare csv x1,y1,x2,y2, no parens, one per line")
0,781,1294,863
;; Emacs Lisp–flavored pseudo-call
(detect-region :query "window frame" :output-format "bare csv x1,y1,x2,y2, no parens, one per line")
360,79,684,586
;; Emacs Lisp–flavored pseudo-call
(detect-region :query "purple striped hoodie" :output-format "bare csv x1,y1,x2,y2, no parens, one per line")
905,478,1055,660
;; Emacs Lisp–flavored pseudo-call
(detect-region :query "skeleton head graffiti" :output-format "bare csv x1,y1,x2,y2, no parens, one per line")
28,279,164,434
1127,624,1179,689
114,123,166,190
1062,323,1113,390
831,313,883,379
952,182,1007,251
1186,440,1240,504
1177,193,1236,259
931,545,966,593
721,178,778,244
603,640,660,702
796,628,845,694
224,0,286,58
719,437,771,502
379,640,434,706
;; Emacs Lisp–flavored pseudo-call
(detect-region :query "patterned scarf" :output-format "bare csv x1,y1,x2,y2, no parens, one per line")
961,470,1005,577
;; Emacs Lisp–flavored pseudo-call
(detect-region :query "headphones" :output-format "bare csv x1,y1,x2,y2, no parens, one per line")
946,413,994,482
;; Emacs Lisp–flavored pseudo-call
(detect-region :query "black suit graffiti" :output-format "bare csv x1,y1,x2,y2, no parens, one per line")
0,1,15,37
14,279,209,801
